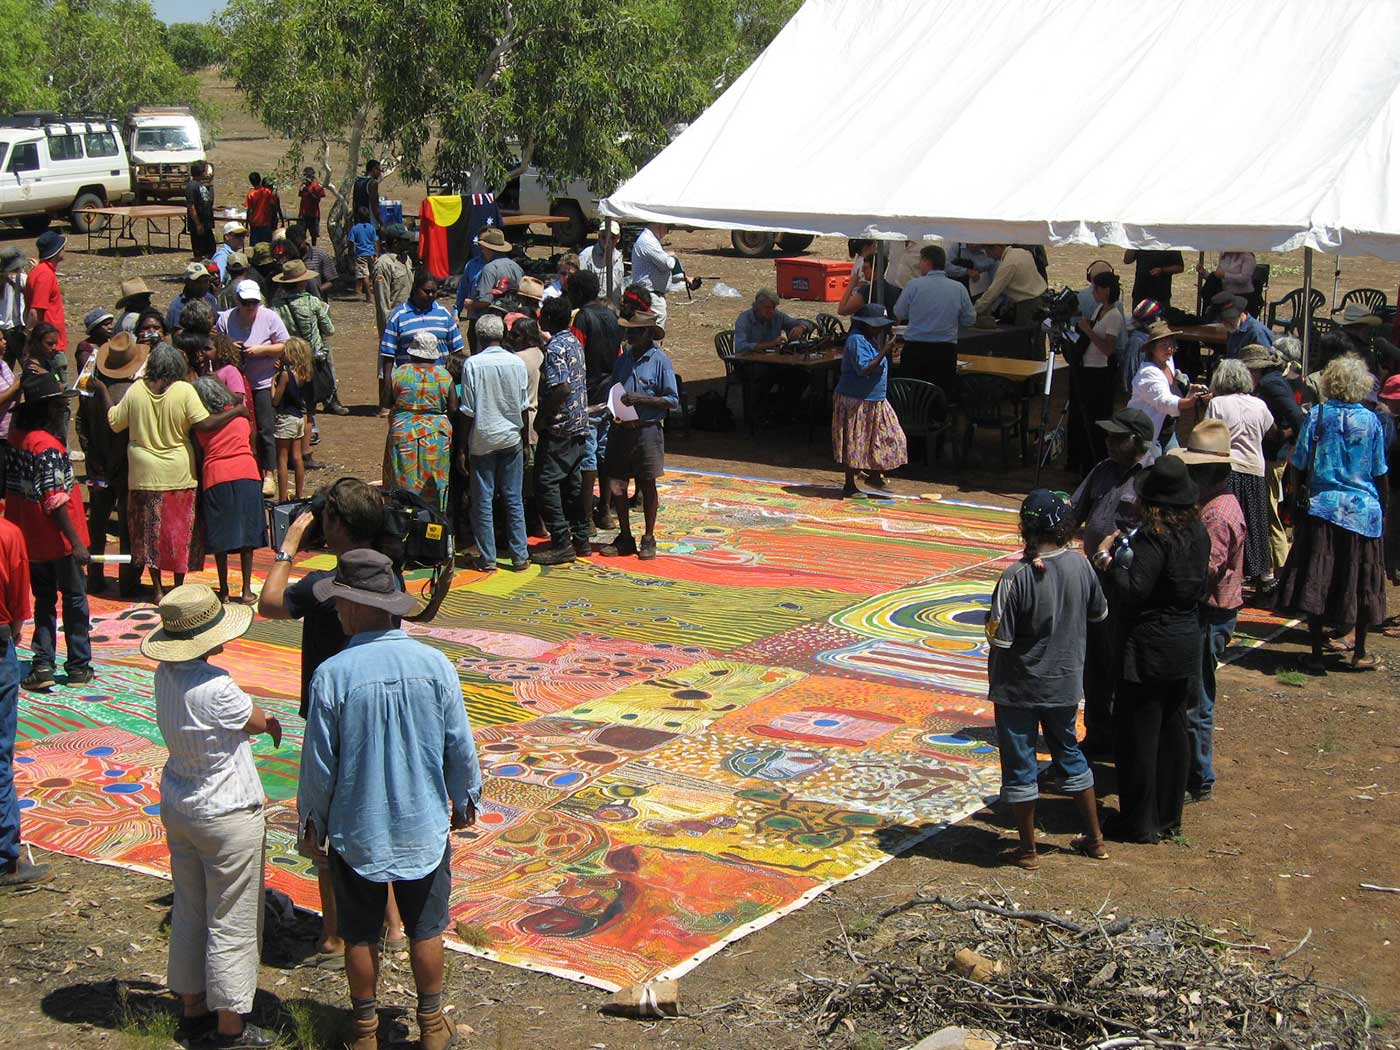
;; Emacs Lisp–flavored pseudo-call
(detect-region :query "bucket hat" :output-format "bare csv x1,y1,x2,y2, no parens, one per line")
311,549,418,616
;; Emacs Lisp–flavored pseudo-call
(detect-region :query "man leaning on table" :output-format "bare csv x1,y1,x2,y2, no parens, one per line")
974,244,1048,326
893,244,975,395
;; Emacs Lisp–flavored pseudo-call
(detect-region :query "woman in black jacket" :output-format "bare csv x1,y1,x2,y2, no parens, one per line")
1093,455,1210,843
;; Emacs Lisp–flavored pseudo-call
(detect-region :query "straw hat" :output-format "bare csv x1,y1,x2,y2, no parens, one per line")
517,276,545,302
141,584,253,662
272,259,318,284
311,549,418,615
1167,418,1232,465
478,227,513,252
1332,302,1383,327
115,277,152,309
94,331,149,381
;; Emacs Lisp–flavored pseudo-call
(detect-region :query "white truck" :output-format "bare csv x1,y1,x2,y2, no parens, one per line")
124,106,207,202
0,112,136,232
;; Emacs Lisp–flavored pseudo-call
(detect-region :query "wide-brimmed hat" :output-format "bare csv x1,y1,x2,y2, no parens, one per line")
853,303,893,329
517,276,545,301
1332,302,1384,327
311,548,418,615
250,242,275,265
272,259,317,284
83,307,115,333
20,372,72,403
183,261,211,282
1135,453,1199,507
1141,318,1177,348
1237,343,1279,370
116,277,152,308
405,331,441,360
1168,418,1232,465
225,251,249,273
95,331,149,380
1096,406,1154,445
140,584,253,662
619,310,662,331
222,220,247,237
478,227,513,252
0,247,25,274
36,230,66,261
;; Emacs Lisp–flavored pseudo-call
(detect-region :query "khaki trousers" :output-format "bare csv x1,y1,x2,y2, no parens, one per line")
1267,462,1290,571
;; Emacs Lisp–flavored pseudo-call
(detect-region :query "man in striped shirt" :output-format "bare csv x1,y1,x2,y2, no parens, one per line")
377,273,465,395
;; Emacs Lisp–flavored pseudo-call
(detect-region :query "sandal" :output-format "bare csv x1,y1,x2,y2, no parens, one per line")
1069,835,1109,860
1379,624,1400,639
1002,846,1040,870
1349,655,1380,672
1324,636,1354,654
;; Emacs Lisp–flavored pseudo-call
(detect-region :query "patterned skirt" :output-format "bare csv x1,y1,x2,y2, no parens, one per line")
129,487,204,575
1227,469,1272,580
1275,514,1386,630
831,394,908,472
386,412,452,514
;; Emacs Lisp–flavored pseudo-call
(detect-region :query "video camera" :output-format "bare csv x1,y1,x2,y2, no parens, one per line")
1040,286,1081,326
267,483,452,571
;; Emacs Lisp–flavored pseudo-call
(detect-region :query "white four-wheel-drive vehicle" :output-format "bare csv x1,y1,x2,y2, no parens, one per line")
0,112,136,232
124,106,207,202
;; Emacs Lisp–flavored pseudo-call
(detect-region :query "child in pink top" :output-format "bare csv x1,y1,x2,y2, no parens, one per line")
192,376,266,603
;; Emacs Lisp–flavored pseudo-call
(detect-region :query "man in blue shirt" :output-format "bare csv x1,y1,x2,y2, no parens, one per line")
734,288,811,411
600,310,678,561
378,273,465,400
531,295,593,565
1219,297,1273,359
892,244,975,393
298,548,480,1050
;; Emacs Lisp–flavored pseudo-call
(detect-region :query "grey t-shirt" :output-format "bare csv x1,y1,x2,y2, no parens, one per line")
986,548,1107,708
476,257,524,301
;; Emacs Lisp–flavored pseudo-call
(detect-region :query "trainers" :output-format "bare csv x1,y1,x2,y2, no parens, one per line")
573,538,592,557
599,534,638,557
65,667,95,687
507,559,530,572
529,545,576,566
638,535,657,560
310,430,321,447
0,860,52,887
472,557,497,573
21,667,55,691
210,1023,276,1048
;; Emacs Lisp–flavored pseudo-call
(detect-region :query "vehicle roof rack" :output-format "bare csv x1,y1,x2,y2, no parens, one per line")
0,111,116,131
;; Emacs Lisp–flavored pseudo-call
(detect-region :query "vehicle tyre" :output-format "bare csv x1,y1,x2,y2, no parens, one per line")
71,191,109,233
776,233,815,253
730,230,776,257
552,200,588,248
18,214,50,234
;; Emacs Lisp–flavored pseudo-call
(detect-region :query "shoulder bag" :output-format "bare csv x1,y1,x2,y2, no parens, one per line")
1292,405,1324,518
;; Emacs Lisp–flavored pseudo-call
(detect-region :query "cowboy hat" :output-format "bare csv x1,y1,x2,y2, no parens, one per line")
94,331,149,381
19,372,73,403
115,277,153,308
619,310,663,331
1332,302,1384,327
311,548,419,616
36,230,66,261
478,227,513,252
272,259,318,284
405,332,441,360
1135,453,1199,507
1237,343,1279,370
140,584,254,662
1167,418,1232,465
1141,318,1177,348
0,247,25,274
517,276,545,301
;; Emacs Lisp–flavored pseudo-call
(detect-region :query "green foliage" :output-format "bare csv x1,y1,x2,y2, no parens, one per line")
0,0,56,111
166,21,226,73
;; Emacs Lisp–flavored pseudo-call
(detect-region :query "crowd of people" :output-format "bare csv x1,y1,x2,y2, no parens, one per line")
0,166,1397,1046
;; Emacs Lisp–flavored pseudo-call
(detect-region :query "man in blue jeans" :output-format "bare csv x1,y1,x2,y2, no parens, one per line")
0,513,46,886
459,314,531,572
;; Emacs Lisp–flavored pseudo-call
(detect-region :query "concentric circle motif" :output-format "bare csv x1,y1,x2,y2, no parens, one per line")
830,579,991,651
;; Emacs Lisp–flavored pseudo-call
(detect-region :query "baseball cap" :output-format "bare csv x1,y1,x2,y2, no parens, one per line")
223,220,248,237
235,279,263,303
183,261,210,281
1020,489,1068,532
1096,407,1154,446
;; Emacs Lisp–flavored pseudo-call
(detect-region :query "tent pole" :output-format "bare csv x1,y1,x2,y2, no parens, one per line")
604,234,615,303
1301,247,1314,378
874,241,888,308
1330,252,1341,310
1195,251,1205,315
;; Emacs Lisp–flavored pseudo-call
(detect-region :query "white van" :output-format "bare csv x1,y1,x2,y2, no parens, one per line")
125,107,206,202
0,113,136,232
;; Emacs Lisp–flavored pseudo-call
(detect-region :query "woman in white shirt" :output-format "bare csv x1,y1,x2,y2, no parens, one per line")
1068,271,1125,475
1207,358,1279,587
1126,320,1208,461
144,584,282,1049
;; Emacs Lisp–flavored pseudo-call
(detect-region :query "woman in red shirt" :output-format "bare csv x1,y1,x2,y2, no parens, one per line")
192,376,266,604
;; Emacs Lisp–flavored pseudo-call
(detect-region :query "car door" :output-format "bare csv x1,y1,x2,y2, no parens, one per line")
0,140,43,215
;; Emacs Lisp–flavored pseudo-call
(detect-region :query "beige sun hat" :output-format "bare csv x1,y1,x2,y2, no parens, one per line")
478,227,513,252
1332,302,1383,327
1167,418,1232,465
140,584,254,662
517,276,545,301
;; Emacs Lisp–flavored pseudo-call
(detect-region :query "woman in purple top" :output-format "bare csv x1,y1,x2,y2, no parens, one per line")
216,280,289,495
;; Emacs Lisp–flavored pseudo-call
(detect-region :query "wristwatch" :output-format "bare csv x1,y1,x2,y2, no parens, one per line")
275,550,294,563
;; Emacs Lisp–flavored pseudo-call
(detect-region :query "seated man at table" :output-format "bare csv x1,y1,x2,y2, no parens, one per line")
734,288,810,413
974,245,1048,326
892,244,974,394
1219,297,1273,359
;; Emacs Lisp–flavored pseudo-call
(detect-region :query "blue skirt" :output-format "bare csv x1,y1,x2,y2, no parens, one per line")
202,479,268,553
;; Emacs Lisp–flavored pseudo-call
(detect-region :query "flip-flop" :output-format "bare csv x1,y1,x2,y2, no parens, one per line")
307,950,345,970
1069,835,1109,860
1324,636,1354,654
1349,655,1380,672
1001,846,1040,870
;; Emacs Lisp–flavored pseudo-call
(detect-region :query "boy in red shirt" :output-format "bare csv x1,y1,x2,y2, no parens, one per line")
245,172,280,245
23,231,67,354
297,167,327,246
0,510,42,885
3,373,92,691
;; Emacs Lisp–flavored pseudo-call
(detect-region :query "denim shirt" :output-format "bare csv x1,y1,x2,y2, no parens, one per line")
298,629,481,882
609,344,679,422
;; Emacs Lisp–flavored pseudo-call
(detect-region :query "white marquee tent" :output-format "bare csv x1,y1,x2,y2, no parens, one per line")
602,0,1400,261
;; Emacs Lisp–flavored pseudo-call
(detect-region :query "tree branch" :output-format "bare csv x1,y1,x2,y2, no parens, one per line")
500,133,536,189
474,0,518,91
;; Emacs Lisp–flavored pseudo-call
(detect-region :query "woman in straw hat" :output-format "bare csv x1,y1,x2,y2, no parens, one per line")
1125,319,1209,461
1205,357,1278,590
144,584,281,1048
383,331,457,514
1275,353,1388,672
1094,454,1210,843
832,304,907,497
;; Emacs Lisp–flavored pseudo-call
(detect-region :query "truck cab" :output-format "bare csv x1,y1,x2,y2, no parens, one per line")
125,107,206,202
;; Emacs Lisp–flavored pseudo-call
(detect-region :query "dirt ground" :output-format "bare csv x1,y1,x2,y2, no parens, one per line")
1,79,1399,1049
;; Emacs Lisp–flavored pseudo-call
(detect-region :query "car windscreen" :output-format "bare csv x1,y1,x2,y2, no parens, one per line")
135,127,198,151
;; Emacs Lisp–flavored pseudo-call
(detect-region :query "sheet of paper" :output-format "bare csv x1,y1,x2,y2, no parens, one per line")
608,382,639,422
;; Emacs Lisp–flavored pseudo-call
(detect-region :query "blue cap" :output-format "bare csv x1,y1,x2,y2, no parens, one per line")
853,303,893,328
1020,488,1068,531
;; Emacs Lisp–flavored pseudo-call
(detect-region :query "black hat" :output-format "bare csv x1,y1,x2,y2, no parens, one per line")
853,303,893,329
1135,453,1198,507
35,230,66,261
1020,489,1068,531
311,548,418,616
20,372,71,404
1096,407,1154,446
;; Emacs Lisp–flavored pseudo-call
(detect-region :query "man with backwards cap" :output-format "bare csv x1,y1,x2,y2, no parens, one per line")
297,548,480,1050
217,280,289,497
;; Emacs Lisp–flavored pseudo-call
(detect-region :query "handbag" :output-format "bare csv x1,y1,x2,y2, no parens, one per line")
1292,405,1324,518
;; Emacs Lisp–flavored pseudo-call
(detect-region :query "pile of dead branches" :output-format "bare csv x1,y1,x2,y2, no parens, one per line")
788,893,1376,1049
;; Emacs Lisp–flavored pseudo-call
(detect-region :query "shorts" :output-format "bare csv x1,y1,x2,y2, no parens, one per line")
605,422,665,481
993,704,1093,804
354,256,371,279
329,842,453,945
649,292,668,331
591,411,611,472
300,215,320,241
274,414,305,440
582,416,598,472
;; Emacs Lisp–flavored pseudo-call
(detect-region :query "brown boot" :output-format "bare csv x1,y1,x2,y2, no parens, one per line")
416,1009,457,1050
346,1012,378,1050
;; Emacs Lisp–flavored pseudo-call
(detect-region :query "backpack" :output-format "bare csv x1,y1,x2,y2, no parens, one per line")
381,487,452,568
692,390,735,432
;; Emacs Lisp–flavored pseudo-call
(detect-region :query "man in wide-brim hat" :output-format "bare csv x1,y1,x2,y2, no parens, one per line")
115,276,155,334
83,332,148,597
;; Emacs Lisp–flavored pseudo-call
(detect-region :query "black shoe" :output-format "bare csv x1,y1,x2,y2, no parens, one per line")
472,557,497,573
303,456,325,471
1184,789,1213,805
638,535,657,560
176,1012,216,1045
21,667,55,691
65,668,96,687
507,559,530,572
599,534,638,557
209,1023,276,1048
573,538,592,557
0,860,51,887
530,545,577,566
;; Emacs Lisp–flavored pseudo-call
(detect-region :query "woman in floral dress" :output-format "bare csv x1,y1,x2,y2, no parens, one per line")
382,331,457,512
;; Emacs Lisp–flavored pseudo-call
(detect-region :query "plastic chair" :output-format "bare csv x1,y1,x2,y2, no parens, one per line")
1267,287,1325,335
958,373,1023,469
887,378,954,466
1340,287,1388,313
816,313,847,341
713,330,740,407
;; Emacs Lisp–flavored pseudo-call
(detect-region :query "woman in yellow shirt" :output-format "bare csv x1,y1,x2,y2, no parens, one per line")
103,343,249,596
